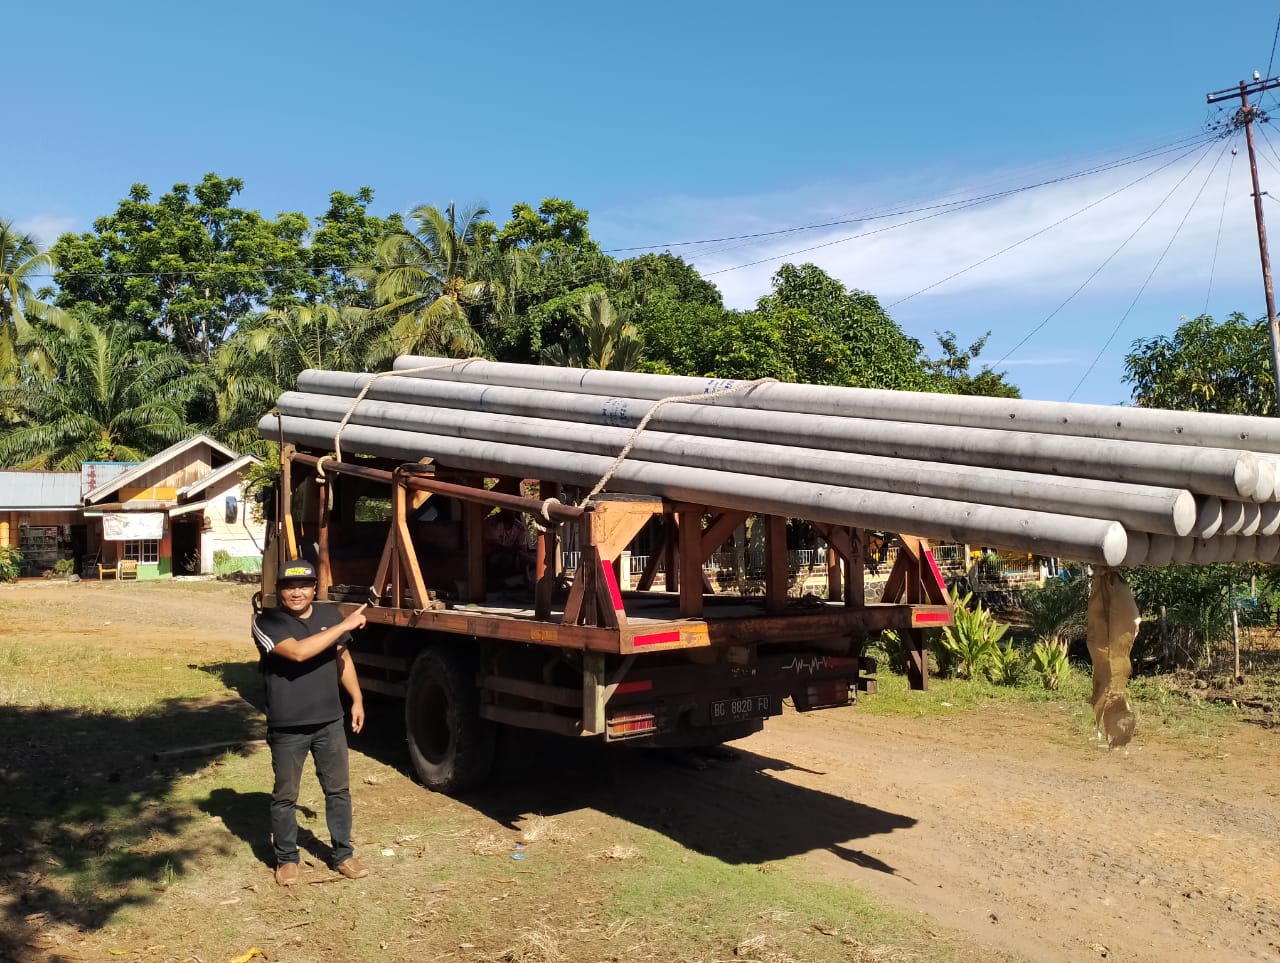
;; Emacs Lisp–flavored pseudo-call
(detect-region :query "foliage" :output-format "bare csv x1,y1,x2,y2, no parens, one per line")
53,559,75,576
1124,312,1271,415
1127,564,1240,667
365,201,518,358
1029,641,1070,690
541,290,642,370
936,591,1008,678
0,545,21,582
1019,577,1088,650
986,639,1025,686
51,175,313,360
874,629,911,674
923,330,1020,397
0,219,62,386
754,263,931,390
212,302,389,450
0,312,204,469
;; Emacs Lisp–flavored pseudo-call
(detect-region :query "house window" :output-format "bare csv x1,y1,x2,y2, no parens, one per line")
123,539,160,564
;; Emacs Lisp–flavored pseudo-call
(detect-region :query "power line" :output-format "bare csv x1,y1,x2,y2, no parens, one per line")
601,130,1215,255
1204,138,1239,314
1069,139,1232,400
991,139,1217,370
1268,12,1280,80
887,140,1210,309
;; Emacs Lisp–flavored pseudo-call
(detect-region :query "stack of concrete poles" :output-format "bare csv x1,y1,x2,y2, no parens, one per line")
255,356,1280,568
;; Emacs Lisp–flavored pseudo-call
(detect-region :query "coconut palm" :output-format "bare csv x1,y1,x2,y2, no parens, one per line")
212,302,389,451
0,312,203,469
542,290,642,371
366,202,517,357
0,219,61,382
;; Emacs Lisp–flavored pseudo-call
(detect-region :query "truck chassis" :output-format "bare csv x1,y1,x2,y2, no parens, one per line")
260,446,952,792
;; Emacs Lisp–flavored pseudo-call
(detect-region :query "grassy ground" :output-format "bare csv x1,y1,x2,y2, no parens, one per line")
4,578,1269,962
1,581,1017,963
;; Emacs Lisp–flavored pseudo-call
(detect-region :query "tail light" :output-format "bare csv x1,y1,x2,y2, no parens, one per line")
606,711,657,739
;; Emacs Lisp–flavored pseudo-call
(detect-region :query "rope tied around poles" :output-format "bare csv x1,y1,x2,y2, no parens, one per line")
577,377,778,506
314,357,487,482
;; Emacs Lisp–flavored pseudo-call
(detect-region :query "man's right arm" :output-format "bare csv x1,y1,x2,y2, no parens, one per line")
254,605,367,663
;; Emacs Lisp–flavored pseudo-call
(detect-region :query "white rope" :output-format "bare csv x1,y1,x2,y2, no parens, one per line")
314,357,486,481
578,377,778,505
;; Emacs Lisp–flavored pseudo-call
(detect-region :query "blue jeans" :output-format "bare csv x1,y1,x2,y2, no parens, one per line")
267,718,353,866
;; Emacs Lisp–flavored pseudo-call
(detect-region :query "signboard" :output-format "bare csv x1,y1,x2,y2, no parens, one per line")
102,512,165,540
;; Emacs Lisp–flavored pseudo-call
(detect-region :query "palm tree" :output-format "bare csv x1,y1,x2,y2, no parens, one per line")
0,219,60,382
366,202,517,357
542,290,643,371
212,302,389,451
0,312,203,469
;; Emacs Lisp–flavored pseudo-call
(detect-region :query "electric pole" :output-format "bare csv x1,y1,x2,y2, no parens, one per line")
1207,75,1280,411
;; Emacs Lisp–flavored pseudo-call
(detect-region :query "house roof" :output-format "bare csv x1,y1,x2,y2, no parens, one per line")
178,453,261,499
84,435,240,505
0,471,82,510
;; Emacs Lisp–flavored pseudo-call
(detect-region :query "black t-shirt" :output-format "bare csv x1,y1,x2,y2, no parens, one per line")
252,602,351,728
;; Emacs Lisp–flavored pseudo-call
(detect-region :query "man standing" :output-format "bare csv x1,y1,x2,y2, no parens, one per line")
252,559,369,885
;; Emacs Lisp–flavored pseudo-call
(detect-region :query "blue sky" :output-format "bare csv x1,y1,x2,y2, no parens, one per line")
5,1,1278,404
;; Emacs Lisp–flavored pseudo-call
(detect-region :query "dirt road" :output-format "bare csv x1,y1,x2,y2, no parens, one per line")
749,702,1280,962
5,579,1280,962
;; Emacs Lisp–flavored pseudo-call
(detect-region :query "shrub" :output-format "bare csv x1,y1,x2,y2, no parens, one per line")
986,639,1025,686
53,559,75,576
0,545,21,583
1020,578,1088,651
1127,564,1238,668
936,591,1008,679
1030,640,1070,690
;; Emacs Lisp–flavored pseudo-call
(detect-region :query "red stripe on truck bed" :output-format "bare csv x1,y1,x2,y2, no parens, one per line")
633,630,682,647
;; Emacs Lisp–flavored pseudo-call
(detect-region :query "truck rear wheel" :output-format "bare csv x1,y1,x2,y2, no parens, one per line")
405,646,495,794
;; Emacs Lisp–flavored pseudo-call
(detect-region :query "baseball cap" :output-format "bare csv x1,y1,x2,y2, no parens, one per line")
277,559,318,583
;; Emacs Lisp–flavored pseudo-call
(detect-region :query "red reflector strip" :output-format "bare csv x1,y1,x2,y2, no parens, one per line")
633,630,682,647
607,712,656,737
912,611,952,625
599,558,625,611
923,549,947,599
614,679,654,695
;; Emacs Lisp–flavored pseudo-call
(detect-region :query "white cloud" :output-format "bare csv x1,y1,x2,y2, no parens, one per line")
605,142,1262,323
19,213,78,248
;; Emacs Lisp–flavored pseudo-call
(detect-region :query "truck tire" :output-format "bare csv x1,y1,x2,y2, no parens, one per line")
405,646,496,794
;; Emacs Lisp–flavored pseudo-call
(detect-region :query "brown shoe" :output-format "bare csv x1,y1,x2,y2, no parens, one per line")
275,862,300,886
336,857,368,880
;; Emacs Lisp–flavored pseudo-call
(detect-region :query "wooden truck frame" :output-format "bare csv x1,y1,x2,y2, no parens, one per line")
256,445,954,793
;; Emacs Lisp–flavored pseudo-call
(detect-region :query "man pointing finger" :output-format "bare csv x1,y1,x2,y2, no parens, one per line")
252,559,369,885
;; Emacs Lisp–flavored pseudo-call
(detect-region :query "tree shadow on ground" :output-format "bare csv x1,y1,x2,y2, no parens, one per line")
350,710,918,873
0,697,259,963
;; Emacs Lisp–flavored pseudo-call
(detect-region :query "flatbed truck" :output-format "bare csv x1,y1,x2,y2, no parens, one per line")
256,445,953,793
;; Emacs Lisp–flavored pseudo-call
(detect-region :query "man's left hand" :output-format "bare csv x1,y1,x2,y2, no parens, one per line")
350,702,365,734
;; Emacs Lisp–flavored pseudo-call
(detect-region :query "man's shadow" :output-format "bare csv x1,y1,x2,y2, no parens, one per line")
201,787,332,868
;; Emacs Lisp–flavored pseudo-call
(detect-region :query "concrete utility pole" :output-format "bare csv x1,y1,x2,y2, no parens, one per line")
1207,75,1280,412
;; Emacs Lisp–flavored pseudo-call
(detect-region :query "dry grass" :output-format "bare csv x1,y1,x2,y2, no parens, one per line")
517,813,580,846
589,843,640,861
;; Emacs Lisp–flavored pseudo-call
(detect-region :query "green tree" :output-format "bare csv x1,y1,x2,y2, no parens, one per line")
212,303,388,452
924,330,1020,397
490,199,616,363
0,219,60,382
367,202,514,357
542,290,642,370
0,313,203,469
51,174,312,360
754,263,931,390
305,188,403,308
1123,312,1271,414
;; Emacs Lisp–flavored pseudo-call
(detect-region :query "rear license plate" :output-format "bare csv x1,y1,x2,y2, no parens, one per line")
710,694,771,722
